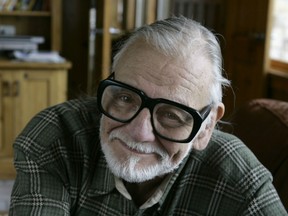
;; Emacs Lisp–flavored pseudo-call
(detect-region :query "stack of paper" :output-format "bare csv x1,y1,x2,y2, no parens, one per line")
13,50,65,63
0,35,44,51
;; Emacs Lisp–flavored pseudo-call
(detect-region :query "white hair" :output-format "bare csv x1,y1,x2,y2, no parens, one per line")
112,16,230,105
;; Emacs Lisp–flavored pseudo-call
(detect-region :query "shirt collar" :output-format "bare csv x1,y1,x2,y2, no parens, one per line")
114,174,173,209
158,153,191,207
87,144,191,206
113,154,191,209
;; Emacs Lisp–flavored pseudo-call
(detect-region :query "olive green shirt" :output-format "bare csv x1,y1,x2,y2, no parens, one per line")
9,98,288,215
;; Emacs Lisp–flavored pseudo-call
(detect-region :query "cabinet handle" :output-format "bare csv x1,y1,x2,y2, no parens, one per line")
2,81,11,97
12,81,20,97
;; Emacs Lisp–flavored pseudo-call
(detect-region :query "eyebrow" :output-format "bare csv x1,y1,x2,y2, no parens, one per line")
110,72,199,110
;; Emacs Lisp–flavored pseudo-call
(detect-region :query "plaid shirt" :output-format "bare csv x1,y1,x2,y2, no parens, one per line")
9,98,287,216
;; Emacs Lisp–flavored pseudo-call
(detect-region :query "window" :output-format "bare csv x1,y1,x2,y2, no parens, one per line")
270,0,288,66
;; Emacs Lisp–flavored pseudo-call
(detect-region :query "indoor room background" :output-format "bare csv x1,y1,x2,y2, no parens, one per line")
0,0,287,214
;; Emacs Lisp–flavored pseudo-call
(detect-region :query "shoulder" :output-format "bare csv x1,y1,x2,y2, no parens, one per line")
166,131,286,215
33,97,99,127
189,130,272,197
13,97,101,159
167,130,286,215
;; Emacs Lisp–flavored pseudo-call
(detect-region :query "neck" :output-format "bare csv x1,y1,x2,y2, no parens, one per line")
124,176,165,206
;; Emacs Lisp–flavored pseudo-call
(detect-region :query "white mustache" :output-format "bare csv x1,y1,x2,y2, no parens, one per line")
109,130,168,159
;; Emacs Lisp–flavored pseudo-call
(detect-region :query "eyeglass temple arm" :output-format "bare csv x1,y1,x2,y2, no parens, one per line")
200,105,212,120
107,72,115,80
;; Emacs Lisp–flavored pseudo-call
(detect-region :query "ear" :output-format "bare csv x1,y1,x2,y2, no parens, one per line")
193,103,225,150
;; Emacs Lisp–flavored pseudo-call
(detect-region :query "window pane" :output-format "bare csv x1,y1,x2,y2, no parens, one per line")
270,0,288,63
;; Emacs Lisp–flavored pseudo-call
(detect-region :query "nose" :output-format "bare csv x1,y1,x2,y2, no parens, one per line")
124,108,156,142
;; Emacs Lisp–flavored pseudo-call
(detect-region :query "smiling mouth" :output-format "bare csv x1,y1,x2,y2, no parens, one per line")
114,138,155,155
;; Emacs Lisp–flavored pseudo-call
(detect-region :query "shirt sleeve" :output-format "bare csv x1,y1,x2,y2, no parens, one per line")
9,148,71,216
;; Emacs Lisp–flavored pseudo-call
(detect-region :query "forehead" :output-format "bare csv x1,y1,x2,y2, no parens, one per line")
114,42,213,108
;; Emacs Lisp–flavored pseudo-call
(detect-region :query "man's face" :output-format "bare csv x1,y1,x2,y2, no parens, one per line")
99,41,213,183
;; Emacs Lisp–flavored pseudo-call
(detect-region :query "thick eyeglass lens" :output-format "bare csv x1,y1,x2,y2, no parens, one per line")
153,103,194,141
101,85,142,121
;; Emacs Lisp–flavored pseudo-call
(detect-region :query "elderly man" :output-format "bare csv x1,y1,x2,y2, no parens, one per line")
10,17,287,215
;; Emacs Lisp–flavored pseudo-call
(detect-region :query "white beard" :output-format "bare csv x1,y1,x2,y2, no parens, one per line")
100,129,182,183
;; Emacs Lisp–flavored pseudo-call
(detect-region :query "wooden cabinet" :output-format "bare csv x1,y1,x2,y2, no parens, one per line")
0,0,67,179
0,61,71,179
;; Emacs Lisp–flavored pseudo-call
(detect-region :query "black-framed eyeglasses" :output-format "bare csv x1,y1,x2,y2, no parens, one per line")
97,73,212,143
